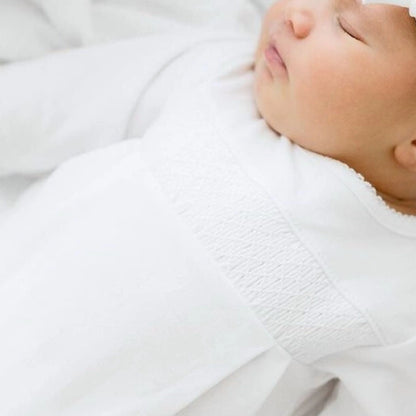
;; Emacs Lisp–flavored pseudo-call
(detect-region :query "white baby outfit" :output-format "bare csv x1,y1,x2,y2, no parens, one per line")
132,34,416,414
0,32,415,416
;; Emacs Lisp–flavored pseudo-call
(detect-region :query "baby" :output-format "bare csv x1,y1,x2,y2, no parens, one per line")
0,1,415,416
255,0,416,215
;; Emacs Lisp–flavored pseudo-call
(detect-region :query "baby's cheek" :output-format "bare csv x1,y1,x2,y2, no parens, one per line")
297,63,361,133
287,71,349,153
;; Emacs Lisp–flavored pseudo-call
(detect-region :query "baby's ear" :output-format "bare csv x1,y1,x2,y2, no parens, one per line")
394,138,416,173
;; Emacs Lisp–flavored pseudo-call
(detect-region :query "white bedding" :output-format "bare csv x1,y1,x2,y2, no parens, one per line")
0,0,267,217
0,0,267,62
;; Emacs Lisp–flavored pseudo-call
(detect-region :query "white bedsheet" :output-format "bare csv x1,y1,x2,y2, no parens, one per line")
0,31,223,221
0,0,266,218
0,0,264,62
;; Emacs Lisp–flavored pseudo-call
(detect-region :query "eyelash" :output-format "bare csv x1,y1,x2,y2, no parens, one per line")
337,17,361,41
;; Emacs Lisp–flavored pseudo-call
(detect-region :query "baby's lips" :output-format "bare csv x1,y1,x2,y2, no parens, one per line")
266,43,286,68
269,38,287,68
264,41,288,78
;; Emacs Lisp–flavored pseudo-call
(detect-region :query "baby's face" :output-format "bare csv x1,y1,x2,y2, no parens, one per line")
255,0,416,171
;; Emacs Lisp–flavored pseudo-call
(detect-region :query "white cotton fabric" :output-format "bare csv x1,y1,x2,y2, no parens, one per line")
363,0,416,17
1,32,416,416
134,76,380,364
0,0,262,62
0,35,200,178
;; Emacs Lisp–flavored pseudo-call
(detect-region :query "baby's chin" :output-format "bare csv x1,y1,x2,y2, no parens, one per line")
253,71,287,139
256,103,283,137
261,111,319,153
265,120,282,137
254,93,313,150
254,89,278,136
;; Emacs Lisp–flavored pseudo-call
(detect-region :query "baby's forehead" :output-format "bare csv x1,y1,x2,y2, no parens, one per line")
333,0,415,36
360,3,416,41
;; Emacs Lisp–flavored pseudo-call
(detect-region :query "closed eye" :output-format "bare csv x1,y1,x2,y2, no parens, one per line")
338,17,362,42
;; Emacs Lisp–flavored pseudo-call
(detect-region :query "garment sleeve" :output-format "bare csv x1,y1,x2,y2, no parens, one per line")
314,337,416,416
0,33,198,177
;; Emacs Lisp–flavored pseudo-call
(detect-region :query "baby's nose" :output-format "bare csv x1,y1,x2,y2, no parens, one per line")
284,4,314,38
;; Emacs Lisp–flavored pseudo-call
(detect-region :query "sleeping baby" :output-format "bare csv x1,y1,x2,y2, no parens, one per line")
255,0,416,215
0,1,415,415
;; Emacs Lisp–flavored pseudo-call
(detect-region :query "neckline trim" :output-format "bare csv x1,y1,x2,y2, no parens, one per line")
304,147,416,238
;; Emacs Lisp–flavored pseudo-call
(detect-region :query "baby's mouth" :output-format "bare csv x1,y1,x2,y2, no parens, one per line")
266,44,285,65
264,42,287,76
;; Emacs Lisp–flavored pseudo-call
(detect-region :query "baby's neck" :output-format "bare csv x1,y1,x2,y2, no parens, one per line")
377,190,416,216
346,154,416,217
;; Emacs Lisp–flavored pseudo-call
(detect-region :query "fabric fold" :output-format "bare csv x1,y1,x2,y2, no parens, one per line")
0,139,277,416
